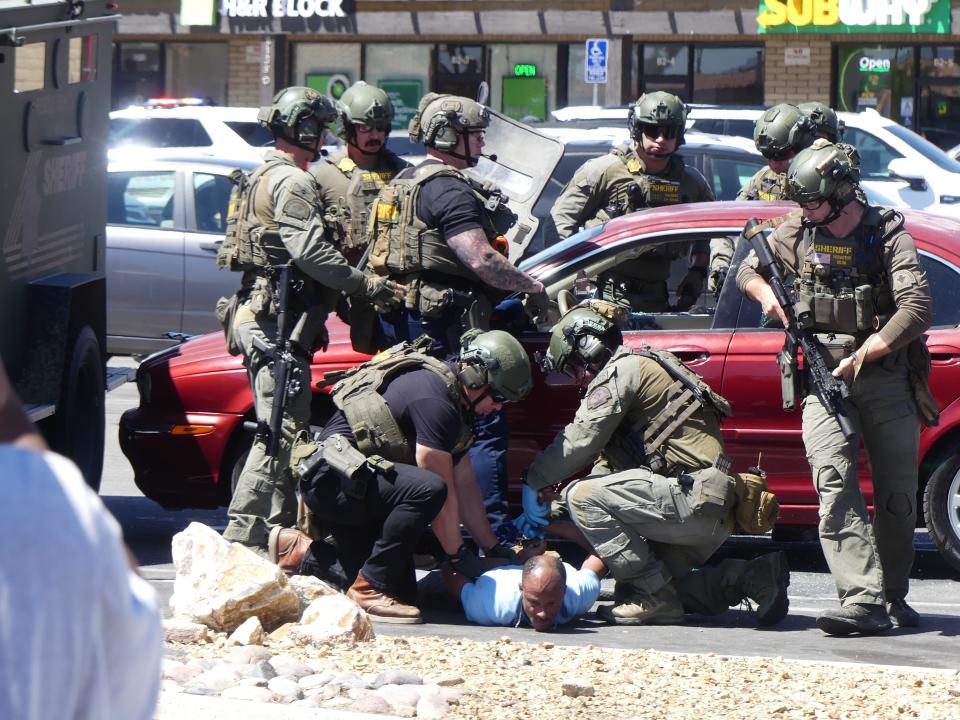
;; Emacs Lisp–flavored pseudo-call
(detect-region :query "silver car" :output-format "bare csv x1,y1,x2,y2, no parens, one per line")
107,156,260,355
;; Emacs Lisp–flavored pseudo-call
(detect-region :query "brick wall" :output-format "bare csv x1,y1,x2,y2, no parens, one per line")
227,38,263,107
762,35,833,106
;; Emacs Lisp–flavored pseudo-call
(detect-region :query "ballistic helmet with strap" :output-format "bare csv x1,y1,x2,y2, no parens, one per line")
786,141,860,211
336,81,394,141
258,86,337,156
753,103,815,161
628,91,688,147
798,101,845,143
409,93,490,151
458,330,533,402
542,304,624,377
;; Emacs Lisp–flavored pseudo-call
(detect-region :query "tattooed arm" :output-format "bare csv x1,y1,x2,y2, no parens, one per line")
447,228,543,294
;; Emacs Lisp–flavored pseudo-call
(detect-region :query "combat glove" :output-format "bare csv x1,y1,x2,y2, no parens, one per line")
524,288,556,327
359,273,406,311
448,545,485,580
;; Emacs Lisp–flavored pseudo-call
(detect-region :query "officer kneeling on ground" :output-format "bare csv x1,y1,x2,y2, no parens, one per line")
270,330,533,624
516,303,790,626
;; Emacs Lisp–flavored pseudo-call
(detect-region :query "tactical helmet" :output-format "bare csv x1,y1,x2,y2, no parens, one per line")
459,330,532,402
627,92,688,146
336,81,394,140
258,86,337,146
543,307,621,377
409,92,490,151
786,141,860,207
798,101,845,143
753,104,815,161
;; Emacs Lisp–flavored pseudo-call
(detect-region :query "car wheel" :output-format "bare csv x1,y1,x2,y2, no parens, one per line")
49,326,105,491
923,452,960,573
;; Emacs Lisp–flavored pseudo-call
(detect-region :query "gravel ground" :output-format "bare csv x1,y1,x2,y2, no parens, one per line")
171,633,960,720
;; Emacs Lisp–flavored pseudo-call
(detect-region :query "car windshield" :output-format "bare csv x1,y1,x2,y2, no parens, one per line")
885,124,960,173
520,225,606,271
224,121,274,148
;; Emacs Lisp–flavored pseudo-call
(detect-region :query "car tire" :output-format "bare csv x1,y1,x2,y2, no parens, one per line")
923,452,960,573
49,326,105,491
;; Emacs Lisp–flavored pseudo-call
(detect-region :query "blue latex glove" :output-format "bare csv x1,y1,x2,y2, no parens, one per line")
515,485,550,538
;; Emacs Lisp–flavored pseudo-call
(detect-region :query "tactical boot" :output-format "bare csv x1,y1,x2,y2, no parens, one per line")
886,597,920,628
816,603,892,636
740,551,791,626
347,572,423,624
268,526,312,577
597,584,684,626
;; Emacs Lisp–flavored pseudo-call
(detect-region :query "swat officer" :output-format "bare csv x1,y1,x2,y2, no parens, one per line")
311,82,410,266
217,86,405,552
273,330,533,624
515,304,790,626
547,92,714,312
707,104,817,297
365,91,550,536
736,142,934,635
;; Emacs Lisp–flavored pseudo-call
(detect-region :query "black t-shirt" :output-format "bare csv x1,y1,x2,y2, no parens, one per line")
319,366,464,455
416,174,483,240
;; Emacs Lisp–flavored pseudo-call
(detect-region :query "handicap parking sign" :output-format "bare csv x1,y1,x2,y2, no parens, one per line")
585,38,608,84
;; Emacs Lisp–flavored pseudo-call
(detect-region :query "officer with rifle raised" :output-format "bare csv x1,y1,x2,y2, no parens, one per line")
215,86,406,554
736,142,936,636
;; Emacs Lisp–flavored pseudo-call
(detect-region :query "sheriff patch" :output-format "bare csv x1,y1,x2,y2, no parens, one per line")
813,242,853,268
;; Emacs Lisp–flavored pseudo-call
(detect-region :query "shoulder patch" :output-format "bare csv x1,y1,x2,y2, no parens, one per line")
585,385,613,411
892,268,921,292
282,196,313,222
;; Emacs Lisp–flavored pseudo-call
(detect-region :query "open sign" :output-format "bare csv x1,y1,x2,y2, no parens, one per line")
859,57,892,72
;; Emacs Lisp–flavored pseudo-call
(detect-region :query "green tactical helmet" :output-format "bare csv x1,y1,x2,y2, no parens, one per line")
628,91,688,146
459,330,532,402
336,81,395,140
798,101,845,143
410,92,490,150
543,307,620,377
753,103,815,160
786,141,861,206
258,86,337,144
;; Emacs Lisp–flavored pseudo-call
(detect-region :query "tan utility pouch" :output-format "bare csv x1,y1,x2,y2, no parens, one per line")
813,332,855,370
734,471,779,534
777,343,798,411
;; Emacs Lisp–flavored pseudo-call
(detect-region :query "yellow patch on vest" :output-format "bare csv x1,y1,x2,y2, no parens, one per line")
626,157,642,174
813,242,854,268
338,157,357,173
376,201,400,223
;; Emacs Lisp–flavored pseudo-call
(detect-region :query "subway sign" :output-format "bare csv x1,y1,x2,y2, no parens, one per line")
758,0,951,33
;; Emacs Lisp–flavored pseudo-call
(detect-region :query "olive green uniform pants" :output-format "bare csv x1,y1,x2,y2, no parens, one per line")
801,361,919,605
566,467,737,608
222,311,313,550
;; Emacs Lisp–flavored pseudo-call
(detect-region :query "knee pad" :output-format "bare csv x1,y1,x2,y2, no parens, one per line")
883,492,913,518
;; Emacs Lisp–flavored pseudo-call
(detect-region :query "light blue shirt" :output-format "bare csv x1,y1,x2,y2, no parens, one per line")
460,563,601,627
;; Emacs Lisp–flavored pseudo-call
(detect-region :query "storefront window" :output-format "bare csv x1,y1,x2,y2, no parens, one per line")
435,45,485,99
113,42,163,108
692,47,763,105
165,43,227,106
836,45,914,123
919,47,960,150
637,44,763,106
293,43,361,100
567,43,613,106
364,44,430,131
488,44,557,122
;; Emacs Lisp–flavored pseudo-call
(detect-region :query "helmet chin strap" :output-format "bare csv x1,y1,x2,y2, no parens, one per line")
279,131,320,162
445,130,479,167
802,197,848,228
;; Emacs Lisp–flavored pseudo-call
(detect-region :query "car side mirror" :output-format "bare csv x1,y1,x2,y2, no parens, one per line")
887,158,927,192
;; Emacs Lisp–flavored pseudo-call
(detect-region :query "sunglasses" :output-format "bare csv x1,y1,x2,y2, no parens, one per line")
484,387,510,404
640,124,680,140
763,148,797,162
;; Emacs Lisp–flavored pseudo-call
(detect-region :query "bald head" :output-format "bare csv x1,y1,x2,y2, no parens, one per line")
520,554,566,631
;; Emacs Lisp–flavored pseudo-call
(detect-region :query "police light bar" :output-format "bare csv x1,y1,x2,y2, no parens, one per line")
144,97,206,108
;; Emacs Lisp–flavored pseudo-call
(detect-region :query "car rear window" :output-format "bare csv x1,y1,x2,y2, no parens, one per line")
224,121,275,148
843,126,903,181
108,171,177,228
886,124,960,174
109,118,213,148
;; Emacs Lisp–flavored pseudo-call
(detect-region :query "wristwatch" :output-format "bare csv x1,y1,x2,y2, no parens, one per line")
849,351,859,365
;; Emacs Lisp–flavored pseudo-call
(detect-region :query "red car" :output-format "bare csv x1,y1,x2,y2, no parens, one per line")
120,201,960,572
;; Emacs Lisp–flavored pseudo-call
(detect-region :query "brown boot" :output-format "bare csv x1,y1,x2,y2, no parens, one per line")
597,584,684,626
347,572,423,624
268,526,312,577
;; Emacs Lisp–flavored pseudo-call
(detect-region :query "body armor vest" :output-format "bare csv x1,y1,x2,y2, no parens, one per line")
794,206,901,339
741,167,787,202
608,145,685,212
328,339,474,464
604,346,731,474
217,156,291,274
324,152,407,255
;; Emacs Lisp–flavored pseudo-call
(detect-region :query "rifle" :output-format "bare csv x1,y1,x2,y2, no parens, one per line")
746,218,856,440
251,264,301,456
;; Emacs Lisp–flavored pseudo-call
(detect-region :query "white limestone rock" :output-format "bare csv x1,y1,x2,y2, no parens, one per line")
227,616,264,646
289,594,375,647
